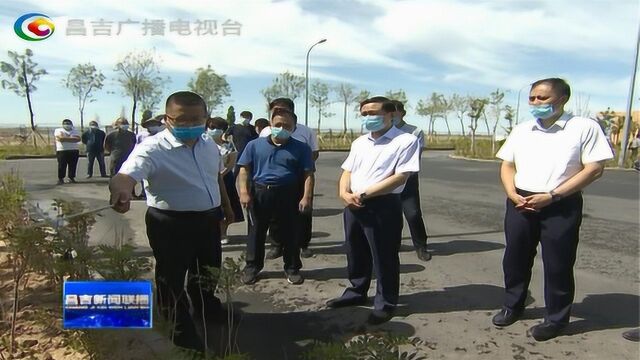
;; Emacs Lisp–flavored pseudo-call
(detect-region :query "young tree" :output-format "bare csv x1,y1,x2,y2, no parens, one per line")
417,92,446,139
114,50,168,132
503,104,516,136
336,83,357,134
63,63,105,131
226,106,236,126
450,93,470,137
468,98,488,156
188,65,231,116
488,88,505,154
310,81,333,132
273,71,305,100
0,49,47,147
260,84,280,115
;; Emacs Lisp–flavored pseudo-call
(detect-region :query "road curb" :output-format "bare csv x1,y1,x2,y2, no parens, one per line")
448,154,639,172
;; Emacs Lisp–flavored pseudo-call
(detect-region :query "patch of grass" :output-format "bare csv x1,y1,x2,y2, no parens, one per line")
0,144,56,159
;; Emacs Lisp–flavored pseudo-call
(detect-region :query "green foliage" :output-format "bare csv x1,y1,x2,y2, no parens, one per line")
188,65,231,115
454,137,500,159
94,230,152,280
303,333,426,360
63,63,105,131
0,172,26,231
310,81,334,130
385,89,409,108
226,106,236,125
0,49,47,97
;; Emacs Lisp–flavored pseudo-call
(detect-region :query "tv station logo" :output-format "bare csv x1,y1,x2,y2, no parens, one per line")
14,13,55,41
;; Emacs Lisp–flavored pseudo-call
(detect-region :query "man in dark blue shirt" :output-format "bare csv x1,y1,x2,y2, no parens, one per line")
237,108,315,285
81,120,107,178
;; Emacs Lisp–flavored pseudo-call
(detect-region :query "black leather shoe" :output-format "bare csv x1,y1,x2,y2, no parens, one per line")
266,247,283,260
241,269,259,285
416,247,432,261
300,247,314,258
367,308,394,325
530,321,565,341
492,307,523,327
622,328,639,342
326,296,366,308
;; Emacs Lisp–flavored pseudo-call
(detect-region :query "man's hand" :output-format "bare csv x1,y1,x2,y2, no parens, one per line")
109,174,136,213
523,193,553,212
240,192,252,209
340,192,362,209
299,196,313,214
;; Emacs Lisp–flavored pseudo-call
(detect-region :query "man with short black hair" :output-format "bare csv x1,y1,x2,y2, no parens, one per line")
261,98,320,259
254,118,269,135
237,108,315,285
109,91,234,352
55,119,82,184
391,100,430,262
327,96,420,325
224,110,258,175
492,78,613,341
81,120,107,179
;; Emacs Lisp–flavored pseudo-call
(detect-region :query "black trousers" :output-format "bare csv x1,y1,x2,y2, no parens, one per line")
342,194,403,311
56,150,79,180
401,173,428,249
502,189,583,325
145,206,223,350
109,155,129,177
269,211,312,249
245,183,302,274
87,150,106,177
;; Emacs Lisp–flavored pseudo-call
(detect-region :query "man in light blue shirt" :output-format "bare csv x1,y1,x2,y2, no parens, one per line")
110,91,233,352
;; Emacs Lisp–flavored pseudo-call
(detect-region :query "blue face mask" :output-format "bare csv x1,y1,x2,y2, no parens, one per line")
171,124,205,142
271,127,291,140
362,115,386,132
530,104,555,119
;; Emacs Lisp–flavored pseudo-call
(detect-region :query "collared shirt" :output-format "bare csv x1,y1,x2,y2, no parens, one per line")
54,128,81,151
105,129,136,159
259,123,320,151
118,129,223,211
81,128,106,153
496,112,614,193
237,136,315,186
341,126,421,194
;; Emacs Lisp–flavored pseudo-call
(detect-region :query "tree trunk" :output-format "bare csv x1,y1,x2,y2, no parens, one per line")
131,98,138,134
22,61,37,148
458,116,466,137
317,108,322,133
444,115,452,137
342,102,347,134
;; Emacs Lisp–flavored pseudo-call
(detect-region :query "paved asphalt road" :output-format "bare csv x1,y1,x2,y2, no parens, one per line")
1,151,637,281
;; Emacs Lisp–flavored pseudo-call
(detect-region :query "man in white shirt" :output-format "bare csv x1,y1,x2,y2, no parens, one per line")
492,78,614,341
109,91,234,352
326,96,420,325
260,98,320,259
54,119,81,185
391,100,431,262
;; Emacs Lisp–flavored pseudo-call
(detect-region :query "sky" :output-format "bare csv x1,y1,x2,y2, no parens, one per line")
0,0,638,134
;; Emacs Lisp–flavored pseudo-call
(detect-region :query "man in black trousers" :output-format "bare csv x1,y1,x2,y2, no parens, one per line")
110,91,234,352
493,78,614,341
237,108,315,286
327,96,420,325
391,100,431,261
81,120,107,178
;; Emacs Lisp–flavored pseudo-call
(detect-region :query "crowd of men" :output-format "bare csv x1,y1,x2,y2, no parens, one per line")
48,77,636,352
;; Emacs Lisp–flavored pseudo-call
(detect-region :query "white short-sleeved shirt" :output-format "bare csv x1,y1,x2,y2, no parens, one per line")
54,128,81,151
259,123,319,151
119,129,223,211
341,126,421,194
496,112,614,193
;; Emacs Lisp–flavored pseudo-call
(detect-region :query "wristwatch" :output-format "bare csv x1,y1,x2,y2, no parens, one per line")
549,190,562,203
359,192,368,201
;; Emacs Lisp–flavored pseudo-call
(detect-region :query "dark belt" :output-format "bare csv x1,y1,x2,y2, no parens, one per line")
149,206,221,217
253,182,297,190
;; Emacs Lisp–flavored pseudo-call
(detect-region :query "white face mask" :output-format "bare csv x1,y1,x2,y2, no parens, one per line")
63,124,73,131
90,125,98,129
147,125,165,134
120,125,130,131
